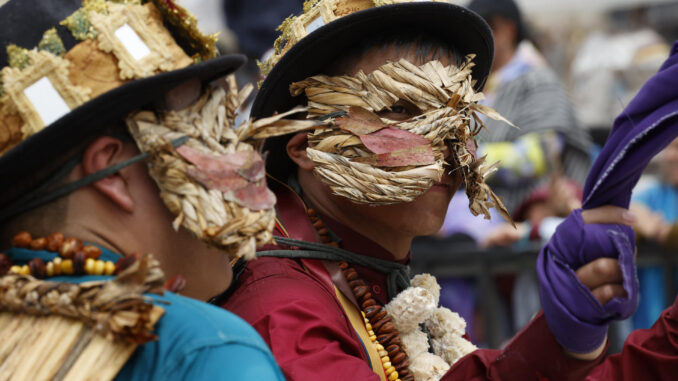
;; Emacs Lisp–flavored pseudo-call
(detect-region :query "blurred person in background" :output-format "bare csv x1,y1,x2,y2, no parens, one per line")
571,6,670,135
437,0,591,344
630,136,678,330
467,0,592,215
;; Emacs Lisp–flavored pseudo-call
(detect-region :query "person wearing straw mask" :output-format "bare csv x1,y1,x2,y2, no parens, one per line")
0,0,304,379
220,1,646,380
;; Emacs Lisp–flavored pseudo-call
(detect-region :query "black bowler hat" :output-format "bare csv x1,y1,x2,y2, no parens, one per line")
0,0,245,201
250,0,494,181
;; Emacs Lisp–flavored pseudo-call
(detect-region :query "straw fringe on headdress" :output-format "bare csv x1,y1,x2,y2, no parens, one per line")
0,254,165,380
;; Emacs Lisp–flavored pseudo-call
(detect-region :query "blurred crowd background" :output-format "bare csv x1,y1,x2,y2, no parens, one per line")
180,0,678,352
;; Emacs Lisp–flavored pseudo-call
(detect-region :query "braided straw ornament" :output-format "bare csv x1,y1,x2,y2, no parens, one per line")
0,254,164,344
252,56,515,222
127,77,318,260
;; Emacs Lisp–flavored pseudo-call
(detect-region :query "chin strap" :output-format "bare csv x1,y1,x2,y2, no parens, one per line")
0,136,189,224
259,236,411,300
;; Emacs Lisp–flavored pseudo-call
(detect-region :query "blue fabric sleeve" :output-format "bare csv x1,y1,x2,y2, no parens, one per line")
161,343,285,381
631,186,655,207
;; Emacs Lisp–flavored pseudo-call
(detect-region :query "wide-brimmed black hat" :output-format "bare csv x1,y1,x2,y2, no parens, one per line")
251,0,494,180
0,0,245,198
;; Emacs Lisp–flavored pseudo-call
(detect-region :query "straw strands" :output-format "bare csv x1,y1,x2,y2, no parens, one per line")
127,76,322,260
0,255,165,381
127,78,276,260
282,56,513,221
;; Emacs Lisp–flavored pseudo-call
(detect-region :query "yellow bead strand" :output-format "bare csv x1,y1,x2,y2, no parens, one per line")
362,315,400,381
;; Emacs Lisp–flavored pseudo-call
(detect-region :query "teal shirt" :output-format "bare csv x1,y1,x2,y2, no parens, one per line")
6,246,285,381
632,180,678,222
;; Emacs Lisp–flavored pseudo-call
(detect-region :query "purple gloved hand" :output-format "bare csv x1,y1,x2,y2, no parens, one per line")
537,209,638,354
537,42,678,355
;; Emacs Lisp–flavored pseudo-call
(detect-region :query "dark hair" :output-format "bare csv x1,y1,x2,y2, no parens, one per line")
468,0,526,46
267,30,464,182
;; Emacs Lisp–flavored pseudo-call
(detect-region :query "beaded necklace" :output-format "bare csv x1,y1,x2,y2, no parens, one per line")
306,209,414,381
1,231,187,293
1,231,118,278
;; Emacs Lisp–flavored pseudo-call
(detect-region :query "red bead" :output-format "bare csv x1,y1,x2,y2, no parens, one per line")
386,344,400,357
0,253,11,275
360,298,376,309
364,305,381,319
115,253,139,275
390,352,406,364
59,238,82,259
164,274,187,293
82,245,102,260
30,237,47,251
28,258,46,279
46,233,65,252
12,231,32,248
74,252,87,275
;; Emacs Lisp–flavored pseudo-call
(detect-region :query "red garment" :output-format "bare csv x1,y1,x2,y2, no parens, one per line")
223,182,607,380
585,296,678,380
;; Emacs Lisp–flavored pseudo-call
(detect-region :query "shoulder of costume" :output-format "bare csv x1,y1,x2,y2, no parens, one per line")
0,253,165,379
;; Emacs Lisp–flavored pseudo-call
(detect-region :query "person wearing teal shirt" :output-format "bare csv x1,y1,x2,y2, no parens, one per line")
5,246,284,381
630,137,678,331
0,0,285,379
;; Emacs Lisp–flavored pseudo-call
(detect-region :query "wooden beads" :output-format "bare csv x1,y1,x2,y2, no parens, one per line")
0,253,11,276
11,231,32,248
46,233,64,252
59,238,82,259
28,258,46,279
6,232,118,279
341,261,410,381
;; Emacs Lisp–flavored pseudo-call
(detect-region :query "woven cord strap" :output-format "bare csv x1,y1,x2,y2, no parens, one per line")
259,236,411,299
0,136,189,223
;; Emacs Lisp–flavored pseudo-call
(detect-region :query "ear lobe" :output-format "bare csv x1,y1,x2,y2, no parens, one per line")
82,136,135,213
286,132,315,171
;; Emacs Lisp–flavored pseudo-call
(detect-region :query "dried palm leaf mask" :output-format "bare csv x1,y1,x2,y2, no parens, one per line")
127,77,319,260
253,55,514,222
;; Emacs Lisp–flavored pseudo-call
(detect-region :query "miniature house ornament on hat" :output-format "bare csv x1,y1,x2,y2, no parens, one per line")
0,0,316,261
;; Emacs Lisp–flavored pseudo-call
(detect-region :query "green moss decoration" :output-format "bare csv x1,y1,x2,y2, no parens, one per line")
61,8,98,40
37,28,66,56
7,45,30,70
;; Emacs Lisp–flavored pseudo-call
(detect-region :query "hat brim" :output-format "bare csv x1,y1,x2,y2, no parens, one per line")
251,2,494,119
0,54,246,182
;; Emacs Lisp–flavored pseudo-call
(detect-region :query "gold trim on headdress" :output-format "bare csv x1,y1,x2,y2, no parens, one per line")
1,50,91,137
90,3,191,79
259,0,450,77
0,0,214,160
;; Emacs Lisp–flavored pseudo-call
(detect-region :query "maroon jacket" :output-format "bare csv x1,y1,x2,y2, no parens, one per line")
223,182,677,380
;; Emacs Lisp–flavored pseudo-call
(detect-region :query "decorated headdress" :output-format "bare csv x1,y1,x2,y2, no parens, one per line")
250,0,513,221
0,0,313,260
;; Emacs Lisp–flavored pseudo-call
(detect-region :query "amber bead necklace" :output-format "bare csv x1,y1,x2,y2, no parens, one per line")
306,209,414,381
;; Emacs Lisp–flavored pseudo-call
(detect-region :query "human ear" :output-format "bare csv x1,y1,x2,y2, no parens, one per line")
286,132,315,171
81,136,135,213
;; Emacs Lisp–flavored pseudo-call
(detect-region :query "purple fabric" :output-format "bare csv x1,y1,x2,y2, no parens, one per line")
583,42,678,209
538,41,678,353
537,210,636,353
